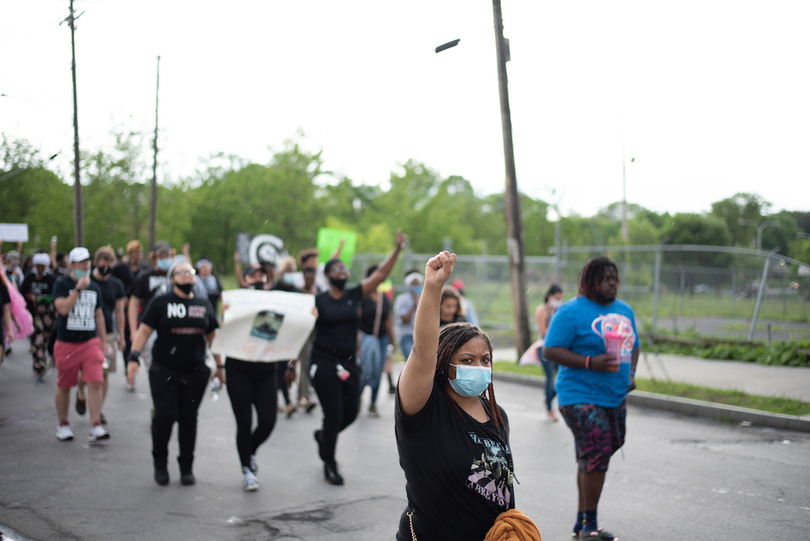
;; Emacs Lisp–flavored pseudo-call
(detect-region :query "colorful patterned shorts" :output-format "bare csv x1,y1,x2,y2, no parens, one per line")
559,402,626,473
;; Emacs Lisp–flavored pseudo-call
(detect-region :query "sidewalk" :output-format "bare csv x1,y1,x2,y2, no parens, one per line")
494,347,810,431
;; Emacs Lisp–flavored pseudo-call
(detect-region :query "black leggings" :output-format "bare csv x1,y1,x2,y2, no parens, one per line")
276,361,291,406
310,355,361,465
225,358,278,469
149,362,210,470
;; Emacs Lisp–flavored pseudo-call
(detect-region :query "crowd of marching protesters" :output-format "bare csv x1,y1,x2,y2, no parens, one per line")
1,232,638,541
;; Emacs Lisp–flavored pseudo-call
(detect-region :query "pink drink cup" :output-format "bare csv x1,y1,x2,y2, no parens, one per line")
604,331,623,372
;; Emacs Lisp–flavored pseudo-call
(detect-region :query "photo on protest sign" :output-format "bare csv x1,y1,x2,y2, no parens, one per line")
213,289,315,362
250,311,284,341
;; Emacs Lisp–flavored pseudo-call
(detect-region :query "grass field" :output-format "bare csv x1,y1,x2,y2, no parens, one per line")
469,281,809,325
492,361,810,416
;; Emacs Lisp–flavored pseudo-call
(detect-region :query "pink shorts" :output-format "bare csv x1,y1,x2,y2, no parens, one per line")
54,338,105,389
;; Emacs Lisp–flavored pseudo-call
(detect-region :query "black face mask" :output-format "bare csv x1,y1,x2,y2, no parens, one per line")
249,282,266,290
329,277,347,291
98,266,112,276
175,282,194,295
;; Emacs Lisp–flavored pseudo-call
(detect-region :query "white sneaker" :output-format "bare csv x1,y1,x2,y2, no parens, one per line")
88,424,110,443
242,466,259,491
249,454,259,474
56,424,74,441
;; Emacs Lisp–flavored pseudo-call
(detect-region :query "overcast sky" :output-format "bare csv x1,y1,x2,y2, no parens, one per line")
2,1,809,218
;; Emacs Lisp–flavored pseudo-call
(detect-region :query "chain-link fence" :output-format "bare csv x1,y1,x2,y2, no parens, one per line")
352,245,810,344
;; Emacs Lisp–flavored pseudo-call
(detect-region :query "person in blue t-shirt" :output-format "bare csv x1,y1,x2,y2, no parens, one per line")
543,256,639,541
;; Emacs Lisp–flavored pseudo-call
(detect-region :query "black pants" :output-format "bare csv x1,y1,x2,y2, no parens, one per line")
276,361,291,406
149,362,210,471
225,358,278,469
122,323,132,375
310,354,361,465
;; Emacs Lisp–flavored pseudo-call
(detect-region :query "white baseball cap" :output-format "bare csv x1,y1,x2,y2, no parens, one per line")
69,247,91,262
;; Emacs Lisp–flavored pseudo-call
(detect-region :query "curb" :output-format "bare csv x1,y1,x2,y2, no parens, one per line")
495,371,810,433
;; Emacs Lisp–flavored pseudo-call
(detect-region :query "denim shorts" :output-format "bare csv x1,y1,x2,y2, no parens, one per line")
559,402,627,473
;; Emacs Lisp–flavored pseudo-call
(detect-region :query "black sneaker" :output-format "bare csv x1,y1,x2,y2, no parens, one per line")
180,472,196,486
75,395,86,416
324,462,344,485
154,466,169,486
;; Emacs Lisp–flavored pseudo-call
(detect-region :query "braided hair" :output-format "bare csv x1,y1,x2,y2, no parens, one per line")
578,256,619,299
434,323,504,430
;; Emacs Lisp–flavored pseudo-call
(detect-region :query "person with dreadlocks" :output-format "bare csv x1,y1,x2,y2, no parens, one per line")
395,251,523,541
543,256,639,541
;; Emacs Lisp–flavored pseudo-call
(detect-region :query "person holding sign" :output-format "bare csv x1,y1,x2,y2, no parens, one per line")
126,260,220,487
311,229,405,485
221,263,277,491
52,248,109,443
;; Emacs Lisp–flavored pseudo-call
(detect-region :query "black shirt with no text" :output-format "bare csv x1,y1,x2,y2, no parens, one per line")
112,262,150,291
313,284,363,362
359,294,391,338
52,276,104,343
395,382,514,541
140,292,219,372
0,282,10,328
91,274,126,334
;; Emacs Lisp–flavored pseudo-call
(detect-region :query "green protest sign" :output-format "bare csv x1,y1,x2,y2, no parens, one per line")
317,228,357,264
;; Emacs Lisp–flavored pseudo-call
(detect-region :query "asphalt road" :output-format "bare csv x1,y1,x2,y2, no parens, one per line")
1,340,809,541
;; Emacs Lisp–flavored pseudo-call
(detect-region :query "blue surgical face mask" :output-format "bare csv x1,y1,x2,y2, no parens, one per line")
156,258,172,271
448,364,492,397
73,269,89,280
410,285,423,294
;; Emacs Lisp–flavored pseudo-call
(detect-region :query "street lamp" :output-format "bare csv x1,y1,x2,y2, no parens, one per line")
739,219,780,252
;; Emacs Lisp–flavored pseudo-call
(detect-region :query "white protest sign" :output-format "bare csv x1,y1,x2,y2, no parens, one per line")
212,289,315,362
0,223,29,242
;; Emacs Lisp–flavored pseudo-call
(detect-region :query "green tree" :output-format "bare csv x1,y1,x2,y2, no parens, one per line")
184,142,325,270
82,129,152,252
710,192,770,247
0,136,73,253
760,211,800,255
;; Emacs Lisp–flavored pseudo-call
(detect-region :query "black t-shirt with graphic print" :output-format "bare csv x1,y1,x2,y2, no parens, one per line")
140,292,218,372
20,272,56,311
91,274,126,334
312,284,363,362
52,276,104,343
394,381,514,541
128,268,171,307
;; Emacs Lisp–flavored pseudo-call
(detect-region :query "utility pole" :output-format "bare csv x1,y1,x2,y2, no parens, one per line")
149,56,161,249
491,0,531,357
63,0,84,246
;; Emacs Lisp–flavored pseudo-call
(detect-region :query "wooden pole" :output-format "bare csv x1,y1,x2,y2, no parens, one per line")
68,0,83,246
491,0,531,357
149,56,160,249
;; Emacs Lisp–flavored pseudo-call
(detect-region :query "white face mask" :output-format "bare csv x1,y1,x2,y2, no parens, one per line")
549,298,562,308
